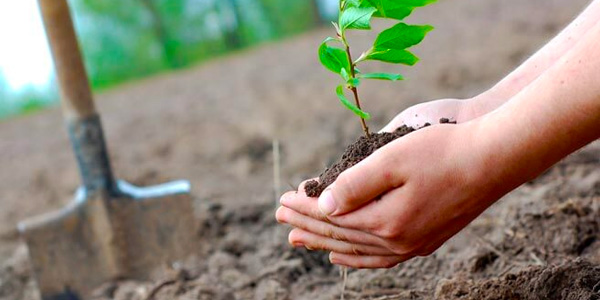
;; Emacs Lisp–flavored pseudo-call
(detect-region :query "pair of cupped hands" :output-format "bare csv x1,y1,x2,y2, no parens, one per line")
276,97,508,268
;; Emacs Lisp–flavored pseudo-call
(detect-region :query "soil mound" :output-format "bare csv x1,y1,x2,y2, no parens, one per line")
305,125,416,197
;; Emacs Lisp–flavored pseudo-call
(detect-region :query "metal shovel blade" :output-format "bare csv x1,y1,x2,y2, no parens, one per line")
18,180,197,300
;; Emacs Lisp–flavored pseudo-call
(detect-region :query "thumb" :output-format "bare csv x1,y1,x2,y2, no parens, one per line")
318,148,404,216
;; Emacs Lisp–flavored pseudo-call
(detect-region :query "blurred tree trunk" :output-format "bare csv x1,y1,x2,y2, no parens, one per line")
221,0,244,50
310,0,324,25
139,0,181,68
255,0,279,39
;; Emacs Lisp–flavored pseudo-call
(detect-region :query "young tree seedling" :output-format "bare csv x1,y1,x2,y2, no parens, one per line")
319,0,436,137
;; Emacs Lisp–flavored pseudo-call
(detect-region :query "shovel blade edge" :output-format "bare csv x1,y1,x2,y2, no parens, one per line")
18,180,198,299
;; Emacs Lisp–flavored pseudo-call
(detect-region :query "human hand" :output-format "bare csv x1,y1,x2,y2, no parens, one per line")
276,120,511,268
380,98,483,132
277,1,600,268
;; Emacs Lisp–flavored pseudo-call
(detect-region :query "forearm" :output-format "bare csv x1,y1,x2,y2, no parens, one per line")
472,0,600,114
478,20,600,194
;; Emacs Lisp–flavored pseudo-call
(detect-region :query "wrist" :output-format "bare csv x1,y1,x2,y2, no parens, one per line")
468,99,564,198
456,116,523,206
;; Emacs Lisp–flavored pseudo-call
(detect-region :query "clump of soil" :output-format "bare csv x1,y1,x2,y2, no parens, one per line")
305,125,416,197
305,118,456,197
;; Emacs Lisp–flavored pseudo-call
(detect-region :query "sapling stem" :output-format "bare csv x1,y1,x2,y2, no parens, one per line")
342,37,371,137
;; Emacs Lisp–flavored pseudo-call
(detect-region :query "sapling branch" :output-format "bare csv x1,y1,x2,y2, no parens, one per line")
342,35,371,137
318,0,436,138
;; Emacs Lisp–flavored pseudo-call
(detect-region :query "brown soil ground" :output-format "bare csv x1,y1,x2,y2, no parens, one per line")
1,0,599,299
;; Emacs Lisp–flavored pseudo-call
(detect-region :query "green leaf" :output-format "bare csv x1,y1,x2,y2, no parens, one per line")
348,78,361,87
340,68,361,87
379,0,437,6
340,68,351,82
373,3,413,20
318,39,350,74
339,7,377,31
336,85,371,119
344,0,362,8
374,23,434,50
407,0,437,4
358,73,404,81
365,0,437,20
322,36,340,44
366,48,419,65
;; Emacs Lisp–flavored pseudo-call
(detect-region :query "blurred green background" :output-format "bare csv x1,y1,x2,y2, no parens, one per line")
0,0,336,120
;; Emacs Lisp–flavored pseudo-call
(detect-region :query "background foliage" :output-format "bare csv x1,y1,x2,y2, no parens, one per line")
0,0,328,119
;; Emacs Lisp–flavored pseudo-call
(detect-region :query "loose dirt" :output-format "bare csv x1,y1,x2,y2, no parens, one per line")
305,117,458,197
305,125,416,197
0,0,598,299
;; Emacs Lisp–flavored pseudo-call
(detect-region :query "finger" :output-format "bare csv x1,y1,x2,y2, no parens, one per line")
288,229,395,256
318,146,406,217
276,206,383,246
380,113,406,133
280,191,387,235
381,99,463,132
297,178,318,193
329,252,414,269
276,179,320,208
282,183,409,237
381,106,426,132
280,191,329,222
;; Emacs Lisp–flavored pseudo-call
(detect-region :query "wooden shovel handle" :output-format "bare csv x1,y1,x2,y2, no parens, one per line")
38,0,95,121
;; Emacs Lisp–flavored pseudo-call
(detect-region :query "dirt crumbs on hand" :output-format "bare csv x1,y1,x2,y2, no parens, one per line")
305,125,416,197
304,118,457,198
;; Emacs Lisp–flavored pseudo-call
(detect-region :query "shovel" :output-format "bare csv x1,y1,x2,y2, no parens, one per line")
17,0,198,299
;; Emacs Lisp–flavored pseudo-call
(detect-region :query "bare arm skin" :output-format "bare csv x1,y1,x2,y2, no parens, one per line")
473,0,600,113
276,10,600,268
389,0,600,130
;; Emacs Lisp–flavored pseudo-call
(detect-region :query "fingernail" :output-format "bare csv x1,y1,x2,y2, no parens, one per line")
329,252,338,264
318,190,337,216
292,242,304,248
